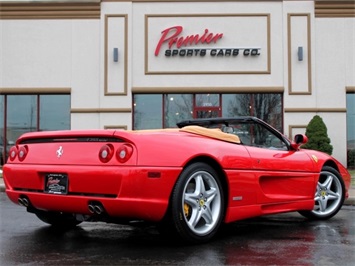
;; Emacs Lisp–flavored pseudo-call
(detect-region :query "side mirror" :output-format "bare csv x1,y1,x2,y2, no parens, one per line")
291,134,308,150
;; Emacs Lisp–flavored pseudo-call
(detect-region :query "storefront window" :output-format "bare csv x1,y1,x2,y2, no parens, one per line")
133,93,283,131
252,94,282,131
7,95,37,142
222,94,251,117
347,93,355,168
195,110,220,118
133,94,162,129
164,94,193,128
222,93,283,132
0,95,5,165
195,94,220,107
1,94,71,165
0,95,4,135
347,94,355,144
40,95,70,130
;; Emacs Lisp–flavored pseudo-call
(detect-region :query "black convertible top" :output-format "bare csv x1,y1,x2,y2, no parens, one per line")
176,116,263,128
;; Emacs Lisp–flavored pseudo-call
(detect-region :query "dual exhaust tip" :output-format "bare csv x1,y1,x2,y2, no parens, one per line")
18,196,105,216
88,201,105,215
18,196,30,207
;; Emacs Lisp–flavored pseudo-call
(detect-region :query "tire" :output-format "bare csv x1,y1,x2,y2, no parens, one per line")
299,166,345,220
170,162,225,243
35,210,82,228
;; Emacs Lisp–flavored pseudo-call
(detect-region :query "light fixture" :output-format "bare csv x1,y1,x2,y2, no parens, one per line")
298,46,303,61
113,48,118,62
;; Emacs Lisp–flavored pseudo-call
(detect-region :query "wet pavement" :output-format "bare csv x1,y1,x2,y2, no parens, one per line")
0,193,354,266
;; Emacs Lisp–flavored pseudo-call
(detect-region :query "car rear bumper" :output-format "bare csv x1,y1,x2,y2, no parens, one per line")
3,164,181,222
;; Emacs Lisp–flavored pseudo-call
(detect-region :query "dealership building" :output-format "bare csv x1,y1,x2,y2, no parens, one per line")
0,0,354,166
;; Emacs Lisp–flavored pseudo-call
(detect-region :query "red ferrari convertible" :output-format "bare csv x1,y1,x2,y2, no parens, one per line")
3,117,351,243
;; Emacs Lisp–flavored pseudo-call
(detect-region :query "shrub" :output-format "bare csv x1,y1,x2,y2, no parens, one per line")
302,115,333,155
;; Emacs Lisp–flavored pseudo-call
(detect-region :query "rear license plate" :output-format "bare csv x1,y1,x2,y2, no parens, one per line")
44,173,68,194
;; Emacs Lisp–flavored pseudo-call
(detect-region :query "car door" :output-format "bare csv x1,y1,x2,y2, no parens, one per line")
239,122,317,204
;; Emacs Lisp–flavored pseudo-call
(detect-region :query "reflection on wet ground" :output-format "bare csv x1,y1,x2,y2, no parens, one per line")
0,193,354,265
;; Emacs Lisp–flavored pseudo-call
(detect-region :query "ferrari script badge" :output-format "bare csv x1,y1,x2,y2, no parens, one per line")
56,146,63,158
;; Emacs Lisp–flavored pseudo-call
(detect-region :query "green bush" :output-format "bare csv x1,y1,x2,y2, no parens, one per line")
348,149,355,169
302,115,333,155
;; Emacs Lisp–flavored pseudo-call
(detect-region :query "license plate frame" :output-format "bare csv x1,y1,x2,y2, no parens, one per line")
44,173,68,195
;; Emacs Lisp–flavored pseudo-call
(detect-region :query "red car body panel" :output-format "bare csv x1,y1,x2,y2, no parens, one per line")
3,126,351,224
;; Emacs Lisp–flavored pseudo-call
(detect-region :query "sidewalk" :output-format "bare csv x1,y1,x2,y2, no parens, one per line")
0,171,354,205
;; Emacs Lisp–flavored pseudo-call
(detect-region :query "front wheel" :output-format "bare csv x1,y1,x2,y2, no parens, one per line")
170,162,225,243
299,166,345,220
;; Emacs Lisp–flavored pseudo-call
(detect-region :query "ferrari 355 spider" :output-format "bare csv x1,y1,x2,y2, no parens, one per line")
3,117,351,243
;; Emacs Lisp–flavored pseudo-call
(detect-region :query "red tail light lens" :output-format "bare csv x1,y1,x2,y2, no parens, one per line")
99,144,114,163
9,146,18,161
116,144,133,163
18,145,28,161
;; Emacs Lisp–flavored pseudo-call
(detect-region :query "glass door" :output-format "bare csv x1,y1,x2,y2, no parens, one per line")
193,94,221,118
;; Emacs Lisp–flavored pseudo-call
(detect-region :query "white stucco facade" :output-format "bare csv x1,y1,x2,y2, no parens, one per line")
0,0,354,166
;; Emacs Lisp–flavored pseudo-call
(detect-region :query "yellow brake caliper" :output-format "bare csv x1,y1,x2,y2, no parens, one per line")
184,203,191,217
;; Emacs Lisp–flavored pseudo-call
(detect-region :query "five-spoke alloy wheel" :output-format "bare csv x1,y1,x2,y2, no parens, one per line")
299,166,345,220
171,162,225,243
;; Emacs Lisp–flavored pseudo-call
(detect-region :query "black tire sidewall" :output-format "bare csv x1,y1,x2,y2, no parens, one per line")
300,166,345,220
171,162,225,243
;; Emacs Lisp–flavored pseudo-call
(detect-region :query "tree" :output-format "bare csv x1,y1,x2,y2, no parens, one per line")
302,115,333,155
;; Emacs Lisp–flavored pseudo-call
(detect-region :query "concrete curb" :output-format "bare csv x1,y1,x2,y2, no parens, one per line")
346,197,355,206
0,177,354,205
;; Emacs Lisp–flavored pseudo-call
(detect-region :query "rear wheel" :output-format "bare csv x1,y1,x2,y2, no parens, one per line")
35,210,82,228
170,162,225,243
299,166,345,220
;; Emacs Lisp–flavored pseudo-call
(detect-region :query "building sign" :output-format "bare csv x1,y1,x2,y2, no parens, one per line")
155,26,261,58
145,15,270,74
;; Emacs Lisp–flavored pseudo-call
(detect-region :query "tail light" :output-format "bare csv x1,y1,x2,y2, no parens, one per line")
116,144,133,163
18,145,28,161
99,143,134,163
99,144,114,163
8,145,29,162
9,146,18,161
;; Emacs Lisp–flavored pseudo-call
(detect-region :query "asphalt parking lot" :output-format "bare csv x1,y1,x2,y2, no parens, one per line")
0,192,354,266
